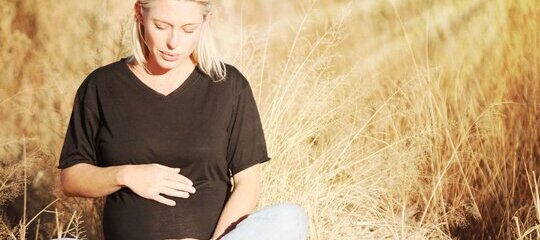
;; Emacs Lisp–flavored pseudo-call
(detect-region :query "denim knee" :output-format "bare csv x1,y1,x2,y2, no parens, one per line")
269,202,309,237
272,202,308,222
213,202,310,240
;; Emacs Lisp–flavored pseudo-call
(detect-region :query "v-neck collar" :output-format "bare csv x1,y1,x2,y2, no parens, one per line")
120,57,201,99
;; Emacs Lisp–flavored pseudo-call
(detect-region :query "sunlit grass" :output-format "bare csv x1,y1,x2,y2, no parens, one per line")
0,0,538,239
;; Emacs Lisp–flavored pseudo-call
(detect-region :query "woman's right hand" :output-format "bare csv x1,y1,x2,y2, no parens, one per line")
121,163,196,206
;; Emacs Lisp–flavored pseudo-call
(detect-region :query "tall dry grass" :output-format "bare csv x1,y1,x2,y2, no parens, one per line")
0,0,538,239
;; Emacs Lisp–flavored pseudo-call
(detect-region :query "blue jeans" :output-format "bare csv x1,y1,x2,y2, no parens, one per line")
219,202,309,240
51,202,309,240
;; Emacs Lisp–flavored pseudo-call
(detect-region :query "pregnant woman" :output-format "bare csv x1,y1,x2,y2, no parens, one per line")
56,0,308,239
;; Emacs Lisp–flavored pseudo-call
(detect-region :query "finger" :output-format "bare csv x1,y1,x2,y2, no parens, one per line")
153,194,177,206
163,179,196,193
164,172,193,186
155,163,181,173
159,186,191,198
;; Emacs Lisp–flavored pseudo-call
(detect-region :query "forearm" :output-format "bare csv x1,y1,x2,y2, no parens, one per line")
211,183,260,239
60,163,129,198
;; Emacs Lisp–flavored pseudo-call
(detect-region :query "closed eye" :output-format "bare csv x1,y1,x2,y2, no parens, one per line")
155,24,168,30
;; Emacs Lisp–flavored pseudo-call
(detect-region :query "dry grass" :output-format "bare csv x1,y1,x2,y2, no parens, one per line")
0,0,538,239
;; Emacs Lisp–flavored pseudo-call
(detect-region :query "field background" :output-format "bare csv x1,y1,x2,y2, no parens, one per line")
0,0,539,239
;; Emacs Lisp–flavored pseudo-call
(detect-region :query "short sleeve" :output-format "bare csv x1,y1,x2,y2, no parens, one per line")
57,77,101,169
226,77,271,177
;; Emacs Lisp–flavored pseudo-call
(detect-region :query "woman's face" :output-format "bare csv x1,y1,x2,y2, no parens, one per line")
136,0,209,72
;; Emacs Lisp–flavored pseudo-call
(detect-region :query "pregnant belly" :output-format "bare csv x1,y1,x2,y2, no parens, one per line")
103,182,230,240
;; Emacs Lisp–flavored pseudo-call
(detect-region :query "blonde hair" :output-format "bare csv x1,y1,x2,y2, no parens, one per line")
129,0,226,82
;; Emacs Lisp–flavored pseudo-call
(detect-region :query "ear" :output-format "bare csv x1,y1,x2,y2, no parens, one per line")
134,1,143,23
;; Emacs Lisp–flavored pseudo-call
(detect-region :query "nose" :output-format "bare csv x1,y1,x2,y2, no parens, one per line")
167,29,180,50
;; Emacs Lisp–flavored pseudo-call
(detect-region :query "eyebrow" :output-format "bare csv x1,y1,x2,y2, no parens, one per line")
152,18,201,26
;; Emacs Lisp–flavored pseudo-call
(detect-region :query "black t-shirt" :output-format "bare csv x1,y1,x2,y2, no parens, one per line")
57,57,271,239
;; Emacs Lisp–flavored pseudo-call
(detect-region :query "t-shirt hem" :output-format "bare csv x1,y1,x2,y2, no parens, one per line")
230,155,271,176
57,159,95,169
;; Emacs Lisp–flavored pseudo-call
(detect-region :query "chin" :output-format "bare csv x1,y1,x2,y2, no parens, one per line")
156,59,179,70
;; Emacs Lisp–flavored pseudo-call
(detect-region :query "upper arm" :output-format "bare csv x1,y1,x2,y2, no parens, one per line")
232,163,261,187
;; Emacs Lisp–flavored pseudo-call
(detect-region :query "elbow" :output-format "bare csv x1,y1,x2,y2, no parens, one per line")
254,186,262,203
59,163,107,198
236,179,262,202
246,183,262,201
60,170,77,197
60,165,93,198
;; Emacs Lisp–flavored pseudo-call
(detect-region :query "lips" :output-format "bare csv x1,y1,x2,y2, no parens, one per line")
160,51,180,61
161,51,179,56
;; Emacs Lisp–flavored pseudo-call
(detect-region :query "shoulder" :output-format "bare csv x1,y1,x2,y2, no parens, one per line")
75,59,124,98
221,62,251,96
83,59,124,85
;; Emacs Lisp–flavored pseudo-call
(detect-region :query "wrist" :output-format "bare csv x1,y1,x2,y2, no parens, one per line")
115,165,131,187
